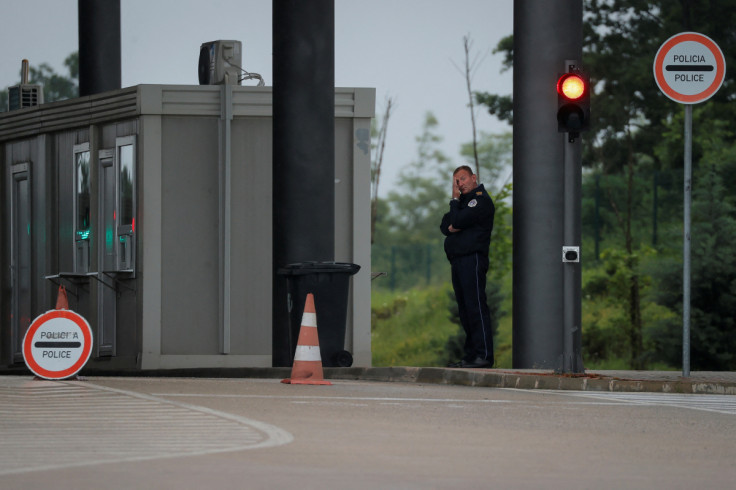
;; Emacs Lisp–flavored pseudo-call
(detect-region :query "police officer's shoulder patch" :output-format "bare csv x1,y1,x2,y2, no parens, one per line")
468,199,478,207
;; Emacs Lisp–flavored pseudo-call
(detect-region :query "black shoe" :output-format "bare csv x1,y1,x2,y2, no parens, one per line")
460,357,493,368
447,360,464,368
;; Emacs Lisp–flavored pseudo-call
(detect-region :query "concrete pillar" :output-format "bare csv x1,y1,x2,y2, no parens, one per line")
78,0,121,96
272,0,335,366
512,0,583,369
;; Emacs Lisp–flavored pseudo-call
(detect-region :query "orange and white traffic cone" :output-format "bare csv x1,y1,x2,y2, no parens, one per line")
282,293,332,385
55,285,69,310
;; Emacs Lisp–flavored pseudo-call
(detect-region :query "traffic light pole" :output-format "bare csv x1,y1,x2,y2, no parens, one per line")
562,63,583,372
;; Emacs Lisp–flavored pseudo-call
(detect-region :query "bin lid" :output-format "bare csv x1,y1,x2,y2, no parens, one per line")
277,261,361,276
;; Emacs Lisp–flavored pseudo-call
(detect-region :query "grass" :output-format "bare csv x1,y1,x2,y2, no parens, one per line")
370,268,679,370
371,280,514,368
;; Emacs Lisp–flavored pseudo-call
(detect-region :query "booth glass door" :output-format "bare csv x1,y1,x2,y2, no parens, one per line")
10,163,31,362
98,151,116,356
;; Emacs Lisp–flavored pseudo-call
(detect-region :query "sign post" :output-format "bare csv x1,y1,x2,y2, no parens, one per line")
653,32,726,377
23,309,93,380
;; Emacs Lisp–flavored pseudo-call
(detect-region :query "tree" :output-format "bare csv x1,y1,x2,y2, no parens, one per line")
647,113,736,370
1,52,79,111
452,35,488,178
584,0,736,369
476,0,736,368
474,34,513,125
383,112,454,243
370,112,454,290
371,96,394,244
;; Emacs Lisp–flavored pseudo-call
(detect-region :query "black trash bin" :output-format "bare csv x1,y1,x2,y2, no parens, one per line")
277,262,360,367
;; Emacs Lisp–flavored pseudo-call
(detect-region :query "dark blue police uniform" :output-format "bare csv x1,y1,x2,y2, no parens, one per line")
440,184,495,366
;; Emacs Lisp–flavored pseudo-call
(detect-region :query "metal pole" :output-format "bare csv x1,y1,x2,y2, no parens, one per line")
652,171,659,246
219,84,233,354
683,104,692,377
562,61,583,372
426,243,432,285
594,175,600,260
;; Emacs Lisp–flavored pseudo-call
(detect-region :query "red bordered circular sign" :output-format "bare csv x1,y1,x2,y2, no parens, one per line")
23,310,93,380
653,32,726,104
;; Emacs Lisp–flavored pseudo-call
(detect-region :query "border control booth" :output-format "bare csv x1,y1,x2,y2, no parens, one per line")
0,84,374,372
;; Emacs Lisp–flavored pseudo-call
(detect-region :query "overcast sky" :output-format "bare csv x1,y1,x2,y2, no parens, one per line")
1,0,513,195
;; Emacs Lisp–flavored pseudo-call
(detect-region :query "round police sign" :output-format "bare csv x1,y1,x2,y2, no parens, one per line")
23,310,93,380
654,32,726,104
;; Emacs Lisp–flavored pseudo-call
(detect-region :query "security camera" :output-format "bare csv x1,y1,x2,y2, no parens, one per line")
562,246,580,263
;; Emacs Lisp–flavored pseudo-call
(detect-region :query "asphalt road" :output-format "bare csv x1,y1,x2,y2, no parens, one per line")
2,376,735,489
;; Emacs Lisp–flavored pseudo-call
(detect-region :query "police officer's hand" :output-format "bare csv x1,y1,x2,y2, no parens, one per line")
448,224,460,233
452,177,461,199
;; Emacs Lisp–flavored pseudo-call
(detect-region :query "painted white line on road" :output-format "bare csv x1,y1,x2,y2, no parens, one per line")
534,390,736,416
0,378,293,476
88,382,295,447
153,393,514,404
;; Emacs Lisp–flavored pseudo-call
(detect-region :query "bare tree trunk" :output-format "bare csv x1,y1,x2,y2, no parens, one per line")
625,136,643,369
462,35,481,178
370,96,393,244
607,132,644,369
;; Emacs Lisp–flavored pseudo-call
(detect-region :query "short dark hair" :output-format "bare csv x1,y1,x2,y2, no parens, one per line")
453,165,474,176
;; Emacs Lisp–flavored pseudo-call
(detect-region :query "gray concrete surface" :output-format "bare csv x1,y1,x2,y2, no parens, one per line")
2,375,735,489
80,366,735,395
325,367,736,395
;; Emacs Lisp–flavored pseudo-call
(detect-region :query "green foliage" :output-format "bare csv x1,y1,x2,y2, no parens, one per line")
443,278,505,364
583,0,736,170
494,34,514,73
371,111,513,367
582,247,676,368
371,113,455,291
1,52,78,111
474,34,513,124
492,2,736,372
580,103,736,370
373,117,513,292
371,278,514,368
374,1,736,370
460,131,512,192
489,182,513,282
474,93,513,125
647,139,736,370
371,240,449,291
371,285,458,367
382,112,454,243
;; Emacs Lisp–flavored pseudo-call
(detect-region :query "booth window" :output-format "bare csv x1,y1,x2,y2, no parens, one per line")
116,136,136,272
73,143,91,273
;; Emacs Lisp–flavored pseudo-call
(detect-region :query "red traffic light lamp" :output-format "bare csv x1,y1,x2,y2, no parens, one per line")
557,71,590,139
558,74,586,100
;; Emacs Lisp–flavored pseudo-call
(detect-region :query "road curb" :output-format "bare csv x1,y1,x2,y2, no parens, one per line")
8,365,736,395
324,367,736,395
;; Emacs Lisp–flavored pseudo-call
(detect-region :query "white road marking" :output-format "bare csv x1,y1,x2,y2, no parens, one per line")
153,393,513,404
0,377,293,476
541,390,736,415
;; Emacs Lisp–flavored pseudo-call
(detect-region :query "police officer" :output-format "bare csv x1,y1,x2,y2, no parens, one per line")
440,165,495,368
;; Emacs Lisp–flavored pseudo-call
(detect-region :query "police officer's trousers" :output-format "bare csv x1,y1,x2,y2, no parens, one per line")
450,252,494,363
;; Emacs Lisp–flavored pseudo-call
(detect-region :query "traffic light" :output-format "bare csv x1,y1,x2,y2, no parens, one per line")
557,70,590,137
